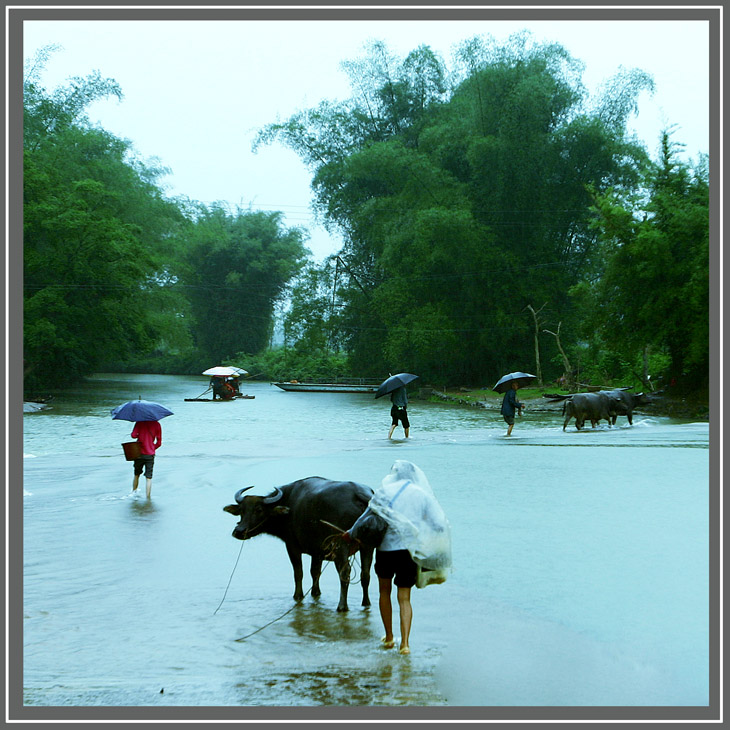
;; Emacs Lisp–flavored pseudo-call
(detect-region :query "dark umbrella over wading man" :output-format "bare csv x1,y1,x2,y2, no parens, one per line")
111,398,173,498
493,371,536,436
375,373,419,439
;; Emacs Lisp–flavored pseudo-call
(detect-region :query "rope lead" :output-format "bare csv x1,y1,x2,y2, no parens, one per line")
215,531,360,641
213,540,245,615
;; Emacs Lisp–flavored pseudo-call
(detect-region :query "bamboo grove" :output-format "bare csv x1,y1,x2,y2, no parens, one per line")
23,35,709,395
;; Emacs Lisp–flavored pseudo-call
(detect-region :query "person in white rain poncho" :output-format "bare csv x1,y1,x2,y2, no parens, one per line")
343,460,452,654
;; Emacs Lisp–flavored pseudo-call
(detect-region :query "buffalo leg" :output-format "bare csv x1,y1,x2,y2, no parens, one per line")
359,546,373,607
563,402,574,431
286,544,305,602
310,556,323,598
333,549,351,612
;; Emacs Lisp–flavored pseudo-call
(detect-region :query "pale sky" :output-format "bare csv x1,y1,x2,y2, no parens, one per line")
22,17,711,261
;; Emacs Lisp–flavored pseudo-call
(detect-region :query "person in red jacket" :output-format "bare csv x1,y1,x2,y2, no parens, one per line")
131,420,162,498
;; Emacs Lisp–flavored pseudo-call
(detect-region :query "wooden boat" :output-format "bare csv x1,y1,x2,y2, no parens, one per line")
24,401,50,412
273,378,380,393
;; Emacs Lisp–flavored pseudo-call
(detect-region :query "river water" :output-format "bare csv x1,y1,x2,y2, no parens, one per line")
20,373,711,712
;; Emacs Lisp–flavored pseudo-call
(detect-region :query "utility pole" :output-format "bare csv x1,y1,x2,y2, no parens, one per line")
336,255,370,297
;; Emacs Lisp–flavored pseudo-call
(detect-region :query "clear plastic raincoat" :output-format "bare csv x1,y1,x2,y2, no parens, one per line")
366,460,452,587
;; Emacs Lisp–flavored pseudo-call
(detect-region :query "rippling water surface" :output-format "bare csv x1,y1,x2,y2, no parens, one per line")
21,374,711,710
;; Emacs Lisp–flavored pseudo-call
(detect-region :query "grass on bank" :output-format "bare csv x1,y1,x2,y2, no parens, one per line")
425,385,570,404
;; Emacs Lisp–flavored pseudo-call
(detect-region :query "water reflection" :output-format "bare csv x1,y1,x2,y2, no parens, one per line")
287,603,374,643
228,655,434,707
129,497,159,518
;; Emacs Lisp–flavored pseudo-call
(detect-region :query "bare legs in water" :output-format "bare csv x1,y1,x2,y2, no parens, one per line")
132,474,152,498
378,577,412,654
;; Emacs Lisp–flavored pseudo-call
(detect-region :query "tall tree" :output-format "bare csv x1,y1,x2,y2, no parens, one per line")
578,131,709,389
23,50,187,389
283,258,346,354
256,34,658,385
183,205,308,363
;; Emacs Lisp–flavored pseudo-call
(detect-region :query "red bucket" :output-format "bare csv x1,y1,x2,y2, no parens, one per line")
122,441,142,461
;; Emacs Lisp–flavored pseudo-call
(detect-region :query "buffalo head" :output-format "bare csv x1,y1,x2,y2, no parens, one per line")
223,486,290,540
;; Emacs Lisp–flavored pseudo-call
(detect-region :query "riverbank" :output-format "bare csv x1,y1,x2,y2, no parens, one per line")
420,387,710,421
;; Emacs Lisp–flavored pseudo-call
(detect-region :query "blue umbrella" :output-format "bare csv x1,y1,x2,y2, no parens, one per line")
110,399,174,422
492,372,537,394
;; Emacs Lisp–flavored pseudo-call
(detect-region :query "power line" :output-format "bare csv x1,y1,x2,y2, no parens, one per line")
24,259,582,293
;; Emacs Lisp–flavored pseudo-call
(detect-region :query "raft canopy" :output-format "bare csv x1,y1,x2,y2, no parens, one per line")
202,366,248,377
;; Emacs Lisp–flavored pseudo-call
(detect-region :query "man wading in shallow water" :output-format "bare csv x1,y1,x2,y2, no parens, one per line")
388,384,410,439
500,381,525,436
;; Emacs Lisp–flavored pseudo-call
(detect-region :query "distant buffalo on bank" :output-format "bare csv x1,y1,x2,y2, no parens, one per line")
562,392,616,430
600,389,651,425
561,390,651,430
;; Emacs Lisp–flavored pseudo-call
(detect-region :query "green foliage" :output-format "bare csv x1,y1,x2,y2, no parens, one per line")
578,130,709,388
23,53,187,390
101,349,212,376
256,32,659,387
23,48,306,391
230,348,352,383
283,260,345,352
181,205,308,363
24,38,707,402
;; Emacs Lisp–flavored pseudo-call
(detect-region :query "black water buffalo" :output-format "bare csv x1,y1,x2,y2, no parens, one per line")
562,392,618,430
600,389,650,425
223,477,374,612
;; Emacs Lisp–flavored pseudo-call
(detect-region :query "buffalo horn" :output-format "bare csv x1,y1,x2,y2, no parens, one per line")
262,487,283,504
234,486,255,503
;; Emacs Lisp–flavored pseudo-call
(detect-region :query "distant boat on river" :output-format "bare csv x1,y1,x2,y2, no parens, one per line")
273,378,380,393
24,401,50,412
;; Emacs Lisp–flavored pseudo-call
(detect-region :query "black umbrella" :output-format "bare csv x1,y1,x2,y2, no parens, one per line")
375,373,419,399
492,372,537,394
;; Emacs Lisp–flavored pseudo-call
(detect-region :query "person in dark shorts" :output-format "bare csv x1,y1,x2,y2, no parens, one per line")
388,384,410,439
131,420,162,498
500,381,525,436
373,547,417,653
343,460,452,654
343,487,421,654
